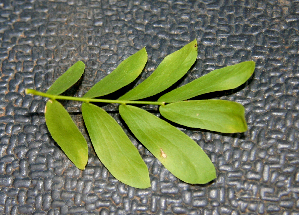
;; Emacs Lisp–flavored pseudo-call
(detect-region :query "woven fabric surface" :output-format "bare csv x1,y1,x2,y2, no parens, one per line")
0,0,299,214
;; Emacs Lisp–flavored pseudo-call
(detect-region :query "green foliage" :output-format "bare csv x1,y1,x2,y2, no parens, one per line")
119,40,198,100
159,100,247,133
83,48,147,98
119,105,216,184
82,103,150,188
45,100,88,170
26,40,255,188
158,61,255,102
47,61,85,95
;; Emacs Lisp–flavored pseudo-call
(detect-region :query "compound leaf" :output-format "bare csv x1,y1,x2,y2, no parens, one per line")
83,48,147,98
82,103,150,188
47,61,85,95
159,61,255,102
119,105,216,184
160,100,247,133
45,100,88,170
119,39,198,101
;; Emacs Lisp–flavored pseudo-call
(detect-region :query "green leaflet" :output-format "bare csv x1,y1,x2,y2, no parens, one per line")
25,39,256,188
83,48,147,98
119,40,198,101
159,100,247,133
82,103,150,188
45,100,88,170
158,61,255,102
47,61,85,95
119,105,216,184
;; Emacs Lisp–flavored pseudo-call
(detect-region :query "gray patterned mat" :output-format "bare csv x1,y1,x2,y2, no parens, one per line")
0,0,299,214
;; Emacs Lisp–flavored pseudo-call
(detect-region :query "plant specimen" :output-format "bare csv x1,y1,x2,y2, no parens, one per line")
26,40,255,188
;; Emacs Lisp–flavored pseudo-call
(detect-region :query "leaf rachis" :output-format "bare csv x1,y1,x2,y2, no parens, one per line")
26,40,255,188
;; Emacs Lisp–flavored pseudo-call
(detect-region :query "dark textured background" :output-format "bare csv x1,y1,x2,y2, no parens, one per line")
0,0,299,214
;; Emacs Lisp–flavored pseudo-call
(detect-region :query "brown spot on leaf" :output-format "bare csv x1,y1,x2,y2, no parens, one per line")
160,148,167,158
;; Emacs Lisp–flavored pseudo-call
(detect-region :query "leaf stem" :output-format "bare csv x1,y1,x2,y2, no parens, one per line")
26,89,165,106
